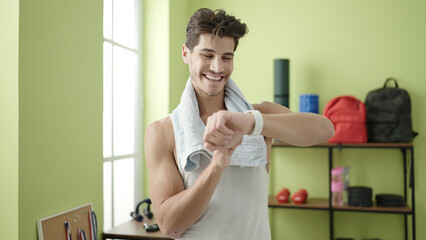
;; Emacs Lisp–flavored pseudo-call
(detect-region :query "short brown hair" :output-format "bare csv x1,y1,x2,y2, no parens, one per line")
185,8,248,51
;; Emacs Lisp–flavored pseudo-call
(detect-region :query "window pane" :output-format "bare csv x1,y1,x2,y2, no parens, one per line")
103,0,112,39
113,158,135,226
103,42,113,158
113,46,136,156
113,0,136,48
103,161,112,231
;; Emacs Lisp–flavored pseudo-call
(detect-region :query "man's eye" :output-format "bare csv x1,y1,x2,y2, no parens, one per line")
223,57,232,61
202,54,213,58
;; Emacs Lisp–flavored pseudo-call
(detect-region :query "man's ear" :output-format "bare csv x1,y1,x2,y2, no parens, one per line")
182,45,190,64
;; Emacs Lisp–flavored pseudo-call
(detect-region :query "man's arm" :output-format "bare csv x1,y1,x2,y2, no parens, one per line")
203,101,334,151
145,117,236,238
254,101,335,146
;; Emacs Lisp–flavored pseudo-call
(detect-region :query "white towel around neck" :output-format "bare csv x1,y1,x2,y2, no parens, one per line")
170,77,267,172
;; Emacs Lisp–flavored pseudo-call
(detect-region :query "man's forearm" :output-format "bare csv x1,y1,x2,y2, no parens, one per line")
261,112,335,146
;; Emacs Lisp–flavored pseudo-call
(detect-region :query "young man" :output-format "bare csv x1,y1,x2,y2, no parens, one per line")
145,8,334,240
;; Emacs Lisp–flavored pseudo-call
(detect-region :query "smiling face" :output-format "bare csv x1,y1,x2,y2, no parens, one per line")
182,33,235,98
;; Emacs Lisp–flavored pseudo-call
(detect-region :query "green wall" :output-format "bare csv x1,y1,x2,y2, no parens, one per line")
169,0,190,111
144,0,426,239
0,0,103,239
0,0,19,239
143,0,170,129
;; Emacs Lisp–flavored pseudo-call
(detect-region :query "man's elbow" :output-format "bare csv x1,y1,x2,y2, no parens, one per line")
156,215,185,239
158,222,184,239
306,119,335,146
320,119,335,143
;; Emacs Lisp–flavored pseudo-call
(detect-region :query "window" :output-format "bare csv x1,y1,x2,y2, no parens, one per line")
103,0,143,230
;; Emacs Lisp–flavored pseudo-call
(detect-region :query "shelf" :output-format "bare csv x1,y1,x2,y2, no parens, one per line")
272,141,413,149
268,196,329,210
332,203,413,214
268,196,412,214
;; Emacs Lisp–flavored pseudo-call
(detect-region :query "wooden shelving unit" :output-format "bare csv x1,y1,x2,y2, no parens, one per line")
270,142,415,240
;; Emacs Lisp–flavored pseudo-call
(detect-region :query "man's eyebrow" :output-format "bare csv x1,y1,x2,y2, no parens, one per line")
200,48,215,53
200,48,234,56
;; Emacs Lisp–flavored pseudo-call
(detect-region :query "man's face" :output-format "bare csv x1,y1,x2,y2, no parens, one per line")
182,33,235,97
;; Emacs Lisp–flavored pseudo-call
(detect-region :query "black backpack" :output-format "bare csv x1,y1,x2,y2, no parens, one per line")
365,78,418,142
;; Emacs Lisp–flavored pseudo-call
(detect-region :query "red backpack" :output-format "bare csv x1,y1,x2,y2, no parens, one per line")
323,95,367,143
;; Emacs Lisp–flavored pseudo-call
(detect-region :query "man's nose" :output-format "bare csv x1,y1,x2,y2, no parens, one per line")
210,58,224,73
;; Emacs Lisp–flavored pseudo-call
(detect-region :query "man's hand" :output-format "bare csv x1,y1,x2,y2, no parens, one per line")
203,110,255,167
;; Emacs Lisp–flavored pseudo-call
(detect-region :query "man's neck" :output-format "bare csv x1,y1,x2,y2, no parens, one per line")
196,91,226,124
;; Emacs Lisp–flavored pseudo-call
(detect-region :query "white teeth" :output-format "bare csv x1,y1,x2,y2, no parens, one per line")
205,75,221,81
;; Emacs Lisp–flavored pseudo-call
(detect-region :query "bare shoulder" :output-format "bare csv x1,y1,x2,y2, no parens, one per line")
252,101,292,114
145,116,175,161
145,116,185,224
146,116,174,140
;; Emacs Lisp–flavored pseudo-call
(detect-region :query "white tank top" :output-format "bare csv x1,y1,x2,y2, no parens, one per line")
176,154,271,240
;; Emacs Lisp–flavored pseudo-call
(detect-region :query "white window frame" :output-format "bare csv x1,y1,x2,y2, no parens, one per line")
103,0,143,230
